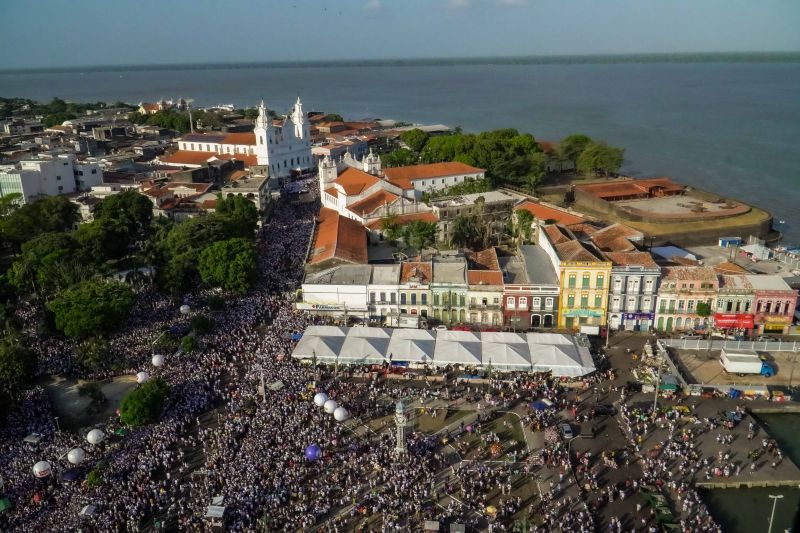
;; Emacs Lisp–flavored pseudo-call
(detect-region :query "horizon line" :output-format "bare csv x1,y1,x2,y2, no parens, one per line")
2,51,800,74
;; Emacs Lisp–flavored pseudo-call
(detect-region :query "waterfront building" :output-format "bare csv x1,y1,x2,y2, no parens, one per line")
397,262,433,320
368,264,402,322
383,162,485,199
431,190,522,244
540,225,612,330
306,207,368,272
605,251,660,331
655,266,718,333
748,275,798,335
161,99,312,176
297,264,371,320
499,244,560,329
714,274,756,332
431,252,468,324
465,249,504,327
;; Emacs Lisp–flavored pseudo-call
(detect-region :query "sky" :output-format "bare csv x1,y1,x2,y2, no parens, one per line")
1,0,799,69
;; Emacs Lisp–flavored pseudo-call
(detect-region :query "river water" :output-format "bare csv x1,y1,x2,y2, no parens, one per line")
701,413,800,532
1,58,799,242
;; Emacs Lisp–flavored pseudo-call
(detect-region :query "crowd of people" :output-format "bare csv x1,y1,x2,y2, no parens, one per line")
0,187,743,532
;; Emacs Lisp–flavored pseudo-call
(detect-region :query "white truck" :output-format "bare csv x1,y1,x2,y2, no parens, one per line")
385,314,422,329
719,348,774,377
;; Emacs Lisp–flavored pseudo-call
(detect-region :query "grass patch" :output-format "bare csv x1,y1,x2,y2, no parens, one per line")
415,408,473,434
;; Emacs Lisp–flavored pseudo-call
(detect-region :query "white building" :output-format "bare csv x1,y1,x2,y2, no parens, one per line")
298,265,372,319
161,98,312,176
605,252,661,331
0,154,103,203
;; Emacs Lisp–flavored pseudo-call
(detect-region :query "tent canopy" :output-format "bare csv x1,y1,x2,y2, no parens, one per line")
292,335,345,360
339,336,390,364
433,340,482,366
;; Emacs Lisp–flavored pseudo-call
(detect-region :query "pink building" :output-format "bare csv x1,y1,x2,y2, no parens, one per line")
749,275,798,335
655,266,719,333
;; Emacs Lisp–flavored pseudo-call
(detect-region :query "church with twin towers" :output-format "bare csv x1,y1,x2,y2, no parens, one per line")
166,97,312,177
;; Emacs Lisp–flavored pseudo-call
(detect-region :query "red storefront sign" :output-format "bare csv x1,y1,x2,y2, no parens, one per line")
713,313,754,328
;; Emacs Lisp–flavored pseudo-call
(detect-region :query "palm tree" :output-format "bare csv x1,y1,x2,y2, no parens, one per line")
451,215,478,249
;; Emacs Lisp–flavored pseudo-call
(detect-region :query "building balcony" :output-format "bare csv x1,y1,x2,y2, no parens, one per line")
468,303,502,310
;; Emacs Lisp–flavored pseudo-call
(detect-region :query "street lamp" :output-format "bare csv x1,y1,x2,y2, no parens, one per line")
767,493,784,533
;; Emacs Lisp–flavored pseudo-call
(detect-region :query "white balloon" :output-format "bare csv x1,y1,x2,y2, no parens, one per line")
151,354,165,367
313,392,328,407
323,399,338,414
333,407,349,422
33,460,52,478
180,304,191,315
136,371,150,384
67,447,86,465
86,429,105,445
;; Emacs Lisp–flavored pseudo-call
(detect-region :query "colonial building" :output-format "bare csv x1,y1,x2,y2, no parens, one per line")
297,265,372,320
499,244,560,329
306,207,368,272
431,252,468,325
383,162,485,199
465,249,504,327
655,266,718,333
605,251,660,331
432,190,522,244
749,275,798,335
368,264,402,321
160,99,312,176
714,274,756,333
540,225,611,330
398,262,433,319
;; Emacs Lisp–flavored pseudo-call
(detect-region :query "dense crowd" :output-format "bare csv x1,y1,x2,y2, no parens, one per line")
0,189,735,532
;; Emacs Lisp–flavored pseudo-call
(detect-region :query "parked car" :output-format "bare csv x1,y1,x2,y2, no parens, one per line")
593,404,618,416
560,423,574,440
679,333,703,340
435,325,448,331
757,335,778,342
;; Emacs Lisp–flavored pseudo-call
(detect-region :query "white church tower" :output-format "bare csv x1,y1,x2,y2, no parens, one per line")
254,100,272,167
319,154,338,191
363,148,382,175
292,97,308,140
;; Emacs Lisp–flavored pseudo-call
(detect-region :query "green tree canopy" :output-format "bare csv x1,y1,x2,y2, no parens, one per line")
0,341,37,400
401,221,438,252
181,334,198,353
75,219,130,263
379,215,402,242
76,336,110,369
515,209,534,243
400,128,430,153
93,190,153,237
380,149,417,168
8,232,89,295
198,238,258,293
0,195,79,247
576,141,625,176
48,279,134,338
119,378,170,427
191,314,215,335
558,134,593,165
450,215,481,249
215,194,259,237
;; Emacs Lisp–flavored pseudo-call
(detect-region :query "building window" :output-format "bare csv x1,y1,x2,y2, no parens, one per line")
507,297,514,308
370,292,376,303
645,278,654,292
545,297,554,310
400,294,407,305
421,293,427,305
568,274,576,289
580,294,589,307
434,294,440,306
380,292,386,302
582,273,590,289
531,297,540,309
612,295,621,310
520,297,528,309
596,274,604,289
745,300,751,312
493,297,499,304
687,300,695,311
567,294,575,308
411,293,417,305
470,297,476,305
191,143,195,150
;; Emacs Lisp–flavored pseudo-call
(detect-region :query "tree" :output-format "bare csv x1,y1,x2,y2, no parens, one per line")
0,341,37,399
76,336,110,369
380,149,417,168
215,194,259,237
119,378,170,427
48,279,134,338
191,314,215,335
0,195,79,247
400,128,430,153
576,141,625,176
451,215,480,248
401,221,438,252
0,193,22,216
93,190,153,237
558,134,592,166
181,335,198,353
322,113,344,122
8,232,80,294
515,209,534,243
379,215,402,243
696,302,712,317
198,238,258,293
75,219,130,263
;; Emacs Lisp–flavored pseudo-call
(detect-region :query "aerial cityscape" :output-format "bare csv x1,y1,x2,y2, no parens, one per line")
1,1,799,532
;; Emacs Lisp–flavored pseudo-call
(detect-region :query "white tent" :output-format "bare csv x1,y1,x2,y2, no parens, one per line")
387,329,436,363
292,335,345,361
338,336,390,365
303,325,348,337
347,327,392,339
437,330,481,342
528,341,591,377
482,341,530,370
433,339,482,366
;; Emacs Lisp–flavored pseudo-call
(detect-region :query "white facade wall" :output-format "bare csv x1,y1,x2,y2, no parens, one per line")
73,161,103,191
412,171,484,194
301,283,369,311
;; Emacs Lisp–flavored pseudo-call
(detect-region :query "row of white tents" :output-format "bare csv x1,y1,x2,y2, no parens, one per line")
291,326,596,377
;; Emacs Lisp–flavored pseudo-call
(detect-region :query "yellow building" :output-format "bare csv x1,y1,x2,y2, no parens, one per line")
540,226,611,330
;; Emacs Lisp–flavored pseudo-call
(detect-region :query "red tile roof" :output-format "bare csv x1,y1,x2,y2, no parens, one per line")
347,190,398,217
308,207,368,266
324,187,338,198
714,261,750,274
661,266,718,282
542,225,572,245
465,248,500,271
364,212,438,230
383,162,485,182
222,132,256,145
334,167,382,196
159,150,220,166
576,177,685,200
555,240,604,262
515,200,584,226
467,270,504,285
604,251,658,268
400,262,432,283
